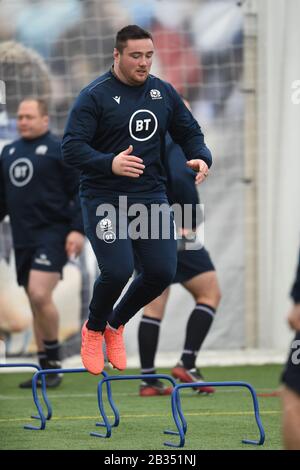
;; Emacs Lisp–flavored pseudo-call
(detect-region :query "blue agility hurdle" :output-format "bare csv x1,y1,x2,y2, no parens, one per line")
0,363,51,421
23,367,117,431
164,381,265,448
92,373,184,442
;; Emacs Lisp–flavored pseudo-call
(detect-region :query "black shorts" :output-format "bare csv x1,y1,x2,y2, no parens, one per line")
15,240,68,287
135,245,215,285
173,246,215,284
281,331,300,396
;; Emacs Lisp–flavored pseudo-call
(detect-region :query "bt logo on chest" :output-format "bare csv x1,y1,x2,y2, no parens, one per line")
129,109,158,142
9,158,33,187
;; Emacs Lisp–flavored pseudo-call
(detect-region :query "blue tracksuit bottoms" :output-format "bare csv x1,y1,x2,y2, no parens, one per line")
81,196,177,331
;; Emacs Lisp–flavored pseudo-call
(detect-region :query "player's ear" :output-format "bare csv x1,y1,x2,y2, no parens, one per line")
113,48,120,62
43,115,49,127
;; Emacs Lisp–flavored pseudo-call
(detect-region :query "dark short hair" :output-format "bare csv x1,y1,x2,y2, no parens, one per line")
115,25,153,53
20,97,49,116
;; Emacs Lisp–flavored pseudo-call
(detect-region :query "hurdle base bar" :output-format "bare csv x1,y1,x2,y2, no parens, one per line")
91,373,184,443
24,368,116,432
164,381,265,448
0,363,51,422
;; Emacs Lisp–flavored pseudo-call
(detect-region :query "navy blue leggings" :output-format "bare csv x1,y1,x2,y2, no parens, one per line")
81,197,177,331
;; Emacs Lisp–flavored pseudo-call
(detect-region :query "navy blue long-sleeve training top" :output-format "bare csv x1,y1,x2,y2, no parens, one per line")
291,248,300,303
62,69,212,203
0,131,84,248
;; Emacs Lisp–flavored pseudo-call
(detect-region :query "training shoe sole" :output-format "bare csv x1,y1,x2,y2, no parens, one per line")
171,366,215,394
19,375,62,389
139,385,173,397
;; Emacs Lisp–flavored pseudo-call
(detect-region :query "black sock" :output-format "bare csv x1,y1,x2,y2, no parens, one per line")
37,351,48,369
180,303,216,370
43,339,61,363
138,315,161,385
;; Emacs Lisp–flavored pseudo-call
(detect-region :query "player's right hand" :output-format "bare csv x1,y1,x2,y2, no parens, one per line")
112,145,145,178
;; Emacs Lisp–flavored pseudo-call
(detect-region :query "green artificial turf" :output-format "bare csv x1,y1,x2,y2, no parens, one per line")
0,365,283,450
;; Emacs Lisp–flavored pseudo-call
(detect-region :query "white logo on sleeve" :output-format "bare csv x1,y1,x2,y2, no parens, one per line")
113,96,121,104
9,158,33,187
129,109,158,142
9,147,15,155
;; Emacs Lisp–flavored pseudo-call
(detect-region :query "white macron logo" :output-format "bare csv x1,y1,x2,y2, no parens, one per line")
113,96,121,104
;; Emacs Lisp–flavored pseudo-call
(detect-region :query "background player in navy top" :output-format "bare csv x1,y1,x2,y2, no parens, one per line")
281,245,300,449
0,98,85,387
138,100,221,396
62,25,212,375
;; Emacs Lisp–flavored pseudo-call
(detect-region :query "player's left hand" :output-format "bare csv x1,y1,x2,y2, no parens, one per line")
178,227,196,239
65,231,85,258
186,159,209,184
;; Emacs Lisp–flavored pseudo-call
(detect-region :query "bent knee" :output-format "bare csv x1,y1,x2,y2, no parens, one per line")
208,284,222,307
143,265,175,290
193,273,222,308
196,290,221,309
27,288,51,308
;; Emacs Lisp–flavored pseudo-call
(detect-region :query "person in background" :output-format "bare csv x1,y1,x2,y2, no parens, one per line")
138,99,221,396
281,246,300,449
0,98,85,387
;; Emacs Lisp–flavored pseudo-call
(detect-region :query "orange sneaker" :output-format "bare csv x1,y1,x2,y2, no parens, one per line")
81,321,104,375
104,323,127,370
